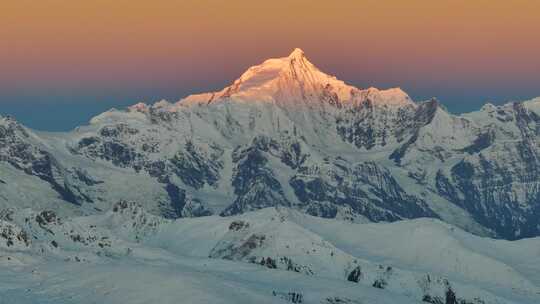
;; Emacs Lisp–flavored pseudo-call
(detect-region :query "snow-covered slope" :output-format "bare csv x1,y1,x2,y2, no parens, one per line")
1,49,540,240
1,204,538,303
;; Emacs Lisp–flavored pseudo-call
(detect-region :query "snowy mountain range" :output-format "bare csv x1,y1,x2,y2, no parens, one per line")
2,48,539,240
1,48,539,303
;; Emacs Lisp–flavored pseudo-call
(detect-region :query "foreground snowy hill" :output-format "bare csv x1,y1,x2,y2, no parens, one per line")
1,204,538,303
1,48,539,241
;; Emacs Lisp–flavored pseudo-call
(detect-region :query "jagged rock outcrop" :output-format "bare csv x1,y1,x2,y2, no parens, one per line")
347,266,362,283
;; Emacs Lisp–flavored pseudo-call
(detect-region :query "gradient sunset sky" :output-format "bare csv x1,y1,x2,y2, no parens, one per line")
2,0,539,130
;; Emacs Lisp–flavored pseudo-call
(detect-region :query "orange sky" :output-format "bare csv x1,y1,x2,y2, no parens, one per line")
1,1,539,111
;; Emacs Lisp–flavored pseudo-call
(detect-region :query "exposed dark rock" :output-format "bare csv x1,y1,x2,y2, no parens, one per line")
389,132,418,164
210,234,266,260
71,168,103,186
461,130,495,154
423,295,444,304
260,257,277,269
163,183,186,219
221,142,290,216
35,211,59,226
112,200,135,213
347,266,362,283
290,161,436,222
75,135,142,168
0,222,30,247
372,279,387,289
170,141,222,189
372,265,393,289
336,99,420,150
445,287,457,304
179,198,212,217
439,150,540,239
228,220,250,231
279,141,308,169
389,99,440,163
272,291,303,303
99,124,139,138
324,297,362,304
0,122,82,204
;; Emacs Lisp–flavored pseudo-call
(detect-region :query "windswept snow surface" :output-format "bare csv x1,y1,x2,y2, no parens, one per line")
0,205,538,303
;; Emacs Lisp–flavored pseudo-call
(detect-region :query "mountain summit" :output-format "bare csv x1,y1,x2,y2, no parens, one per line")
180,48,413,107
288,47,306,59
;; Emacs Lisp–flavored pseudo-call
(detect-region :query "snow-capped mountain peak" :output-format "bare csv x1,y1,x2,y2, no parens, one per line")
128,102,149,113
179,48,413,108
288,47,306,59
